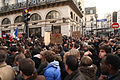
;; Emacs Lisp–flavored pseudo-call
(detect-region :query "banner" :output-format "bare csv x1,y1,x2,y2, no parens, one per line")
72,31,81,39
44,32,51,46
50,33,63,44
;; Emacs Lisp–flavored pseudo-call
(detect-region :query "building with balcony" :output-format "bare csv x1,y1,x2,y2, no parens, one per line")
0,0,83,38
85,7,97,35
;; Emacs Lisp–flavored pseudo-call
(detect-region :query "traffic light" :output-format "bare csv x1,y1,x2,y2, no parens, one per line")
23,9,31,22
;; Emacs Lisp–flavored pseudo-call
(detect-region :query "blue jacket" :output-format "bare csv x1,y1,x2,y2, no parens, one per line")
44,61,61,80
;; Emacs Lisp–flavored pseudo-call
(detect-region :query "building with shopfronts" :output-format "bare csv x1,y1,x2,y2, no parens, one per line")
0,0,83,38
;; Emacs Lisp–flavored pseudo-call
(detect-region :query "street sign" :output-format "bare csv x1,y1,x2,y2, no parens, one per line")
112,23,119,29
97,19,107,22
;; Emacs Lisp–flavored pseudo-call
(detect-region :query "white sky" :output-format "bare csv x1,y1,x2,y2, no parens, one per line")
84,0,120,19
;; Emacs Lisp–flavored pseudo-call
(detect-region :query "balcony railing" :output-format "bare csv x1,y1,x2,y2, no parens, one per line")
0,0,69,13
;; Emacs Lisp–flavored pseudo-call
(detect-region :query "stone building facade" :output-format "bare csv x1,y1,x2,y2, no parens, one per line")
0,0,83,38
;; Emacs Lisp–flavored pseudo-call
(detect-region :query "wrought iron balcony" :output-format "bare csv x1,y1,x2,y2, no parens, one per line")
0,0,82,17
0,0,67,13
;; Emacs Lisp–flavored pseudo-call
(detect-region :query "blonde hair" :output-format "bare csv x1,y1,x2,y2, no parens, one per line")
81,56,93,66
64,49,80,63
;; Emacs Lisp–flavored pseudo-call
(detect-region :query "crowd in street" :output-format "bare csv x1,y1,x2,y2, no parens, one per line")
0,34,120,80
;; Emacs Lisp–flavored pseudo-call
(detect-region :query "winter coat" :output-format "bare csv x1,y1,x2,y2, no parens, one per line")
0,63,16,80
64,69,86,80
79,64,97,80
37,62,48,75
44,61,61,80
107,70,120,80
25,75,46,80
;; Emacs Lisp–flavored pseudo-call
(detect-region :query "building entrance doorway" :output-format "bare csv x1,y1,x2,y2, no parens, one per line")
29,27,41,38
52,26,61,34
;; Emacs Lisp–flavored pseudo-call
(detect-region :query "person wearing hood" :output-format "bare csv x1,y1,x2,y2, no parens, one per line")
43,50,61,80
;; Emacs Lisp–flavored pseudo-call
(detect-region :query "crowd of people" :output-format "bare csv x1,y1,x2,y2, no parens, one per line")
0,34,120,80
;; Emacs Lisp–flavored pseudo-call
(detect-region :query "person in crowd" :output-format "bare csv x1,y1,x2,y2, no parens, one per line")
64,55,85,80
79,56,97,80
31,48,41,69
43,50,61,80
13,53,25,73
109,40,116,53
14,53,26,80
99,54,120,80
99,44,111,59
6,46,18,66
97,43,112,77
37,51,48,75
24,49,32,58
0,47,16,80
19,58,46,80
114,47,120,57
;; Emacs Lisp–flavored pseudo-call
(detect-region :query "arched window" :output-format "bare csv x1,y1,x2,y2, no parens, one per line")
2,18,11,25
76,17,78,22
46,10,60,19
14,16,23,23
30,13,41,21
70,12,73,19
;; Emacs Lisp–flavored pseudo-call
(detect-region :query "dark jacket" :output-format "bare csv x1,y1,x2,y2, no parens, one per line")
79,64,97,80
37,62,48,75
64,69,86,80
107,70,120,80
25,75,46,80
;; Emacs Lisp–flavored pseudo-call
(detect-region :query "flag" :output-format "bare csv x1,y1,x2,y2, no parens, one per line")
9,36,13,42
13,28,18,39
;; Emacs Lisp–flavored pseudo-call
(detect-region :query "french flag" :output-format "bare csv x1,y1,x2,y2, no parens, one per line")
13,28,18,39
9,28,18,42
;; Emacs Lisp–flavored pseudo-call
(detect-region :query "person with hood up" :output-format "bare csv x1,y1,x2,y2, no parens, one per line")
43,50,61,80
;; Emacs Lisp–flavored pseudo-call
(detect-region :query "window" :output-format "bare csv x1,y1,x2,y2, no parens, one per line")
2,18,11,25
76,17,78,22
14,16,23,23
46,10,60,19
18,0,22,3
90,10,93,14
4,0,8,6
90,16,93,21
74,14,75,20
70,12,73,19
52,26,61,34
86,11,90,14
30,13,41,21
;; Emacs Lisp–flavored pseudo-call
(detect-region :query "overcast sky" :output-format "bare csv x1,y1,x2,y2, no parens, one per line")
84,0,120,19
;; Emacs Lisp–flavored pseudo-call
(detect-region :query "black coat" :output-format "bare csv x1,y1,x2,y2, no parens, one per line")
64,69,86,80
107,71,120,80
